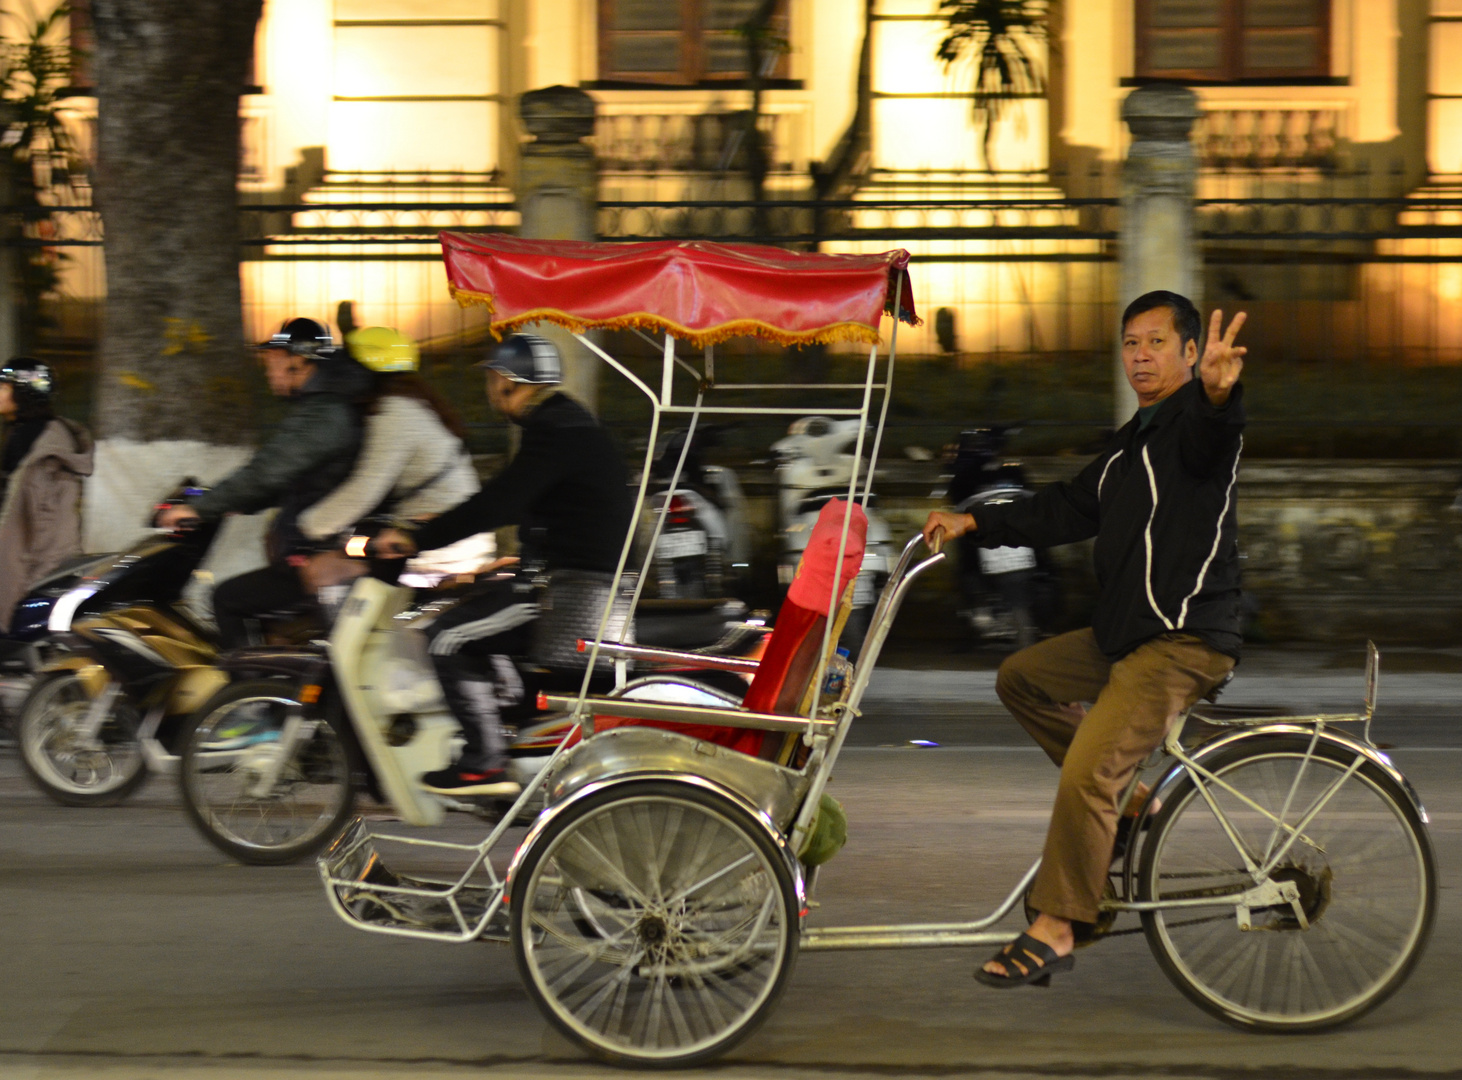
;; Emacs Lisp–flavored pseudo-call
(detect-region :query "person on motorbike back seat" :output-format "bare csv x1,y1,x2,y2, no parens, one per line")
294,327,480,591
157,317,372,647
374,333,634,797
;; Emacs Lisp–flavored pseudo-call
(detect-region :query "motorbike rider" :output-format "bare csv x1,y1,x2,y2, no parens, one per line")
374,333,634,797
156,318,372,647
0,359,94,632
294,326,482,592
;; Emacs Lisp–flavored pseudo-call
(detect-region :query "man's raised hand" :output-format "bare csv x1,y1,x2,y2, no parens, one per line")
1199,309,1247,406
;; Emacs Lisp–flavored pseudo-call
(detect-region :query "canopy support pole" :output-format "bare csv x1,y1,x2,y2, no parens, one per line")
862,274,903,506
570,332,665,715
801,340,880,748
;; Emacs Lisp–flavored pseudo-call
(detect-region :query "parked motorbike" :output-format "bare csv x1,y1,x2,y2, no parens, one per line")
176,547,768,865
638,425,750,600
943,425,1060,649
15,482,320,806
771,416,893,655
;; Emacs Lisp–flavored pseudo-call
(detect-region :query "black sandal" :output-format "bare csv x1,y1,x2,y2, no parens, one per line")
974,932,1075,989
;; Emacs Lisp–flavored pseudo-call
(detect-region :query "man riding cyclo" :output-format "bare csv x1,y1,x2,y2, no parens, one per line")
375,333,634,798
156,317,372,647
922,290,1248,988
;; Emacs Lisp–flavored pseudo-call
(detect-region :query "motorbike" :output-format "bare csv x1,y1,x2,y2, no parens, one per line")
0,552,117,739
943,425,1060,649
771,415,893,655
175,549,768,865
15,482,319,806
638,425,750,600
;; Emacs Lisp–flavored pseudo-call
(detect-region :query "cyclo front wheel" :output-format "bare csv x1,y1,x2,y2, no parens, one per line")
510,780,799,1068
1138,735,1435,1031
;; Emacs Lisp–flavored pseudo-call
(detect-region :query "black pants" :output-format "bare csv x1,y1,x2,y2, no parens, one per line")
212,563,309,650
425,576,537,772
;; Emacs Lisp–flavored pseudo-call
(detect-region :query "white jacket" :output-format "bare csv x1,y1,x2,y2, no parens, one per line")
298,395,478,541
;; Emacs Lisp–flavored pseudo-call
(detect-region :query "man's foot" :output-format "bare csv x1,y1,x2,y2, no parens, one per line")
200,708,281,751
978,913,1074,985
974,931,1076,989
420,765,521,798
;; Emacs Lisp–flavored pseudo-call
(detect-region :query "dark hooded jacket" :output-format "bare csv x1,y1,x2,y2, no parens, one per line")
970,377,1245,661
191,354,372,556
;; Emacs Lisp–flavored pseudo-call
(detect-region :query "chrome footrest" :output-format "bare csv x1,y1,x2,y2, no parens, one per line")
318,818,509,943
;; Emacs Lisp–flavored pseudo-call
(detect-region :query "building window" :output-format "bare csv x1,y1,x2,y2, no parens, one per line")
598,0,790,86
1136,0,1331,82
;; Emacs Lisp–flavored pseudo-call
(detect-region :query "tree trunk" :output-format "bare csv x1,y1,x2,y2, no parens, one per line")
83,0,265,554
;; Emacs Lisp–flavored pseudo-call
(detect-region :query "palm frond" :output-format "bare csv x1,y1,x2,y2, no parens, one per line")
937,0,1048,168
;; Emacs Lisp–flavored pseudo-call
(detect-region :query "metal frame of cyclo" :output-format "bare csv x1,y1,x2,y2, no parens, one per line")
319,281,912,942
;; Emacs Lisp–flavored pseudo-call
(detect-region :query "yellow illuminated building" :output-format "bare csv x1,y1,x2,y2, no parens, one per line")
41,2,1461,360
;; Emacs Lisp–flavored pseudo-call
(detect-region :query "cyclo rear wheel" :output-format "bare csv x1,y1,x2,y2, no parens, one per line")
510,780,799,1068
1138,735,1435,1031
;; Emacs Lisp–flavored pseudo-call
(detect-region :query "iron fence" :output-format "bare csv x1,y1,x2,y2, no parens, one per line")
13,168,1462,458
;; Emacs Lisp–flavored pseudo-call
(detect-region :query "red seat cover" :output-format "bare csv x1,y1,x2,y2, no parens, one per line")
595,499,868,756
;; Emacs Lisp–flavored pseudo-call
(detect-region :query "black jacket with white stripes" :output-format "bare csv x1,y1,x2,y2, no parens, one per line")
971,377,1245,661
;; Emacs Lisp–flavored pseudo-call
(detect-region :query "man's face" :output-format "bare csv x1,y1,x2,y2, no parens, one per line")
1122,306,1196,408
261,348,313,397
0,382,14,420
486,368,533,419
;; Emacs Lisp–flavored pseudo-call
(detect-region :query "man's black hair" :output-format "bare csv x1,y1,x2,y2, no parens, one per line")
1121,290,1202,351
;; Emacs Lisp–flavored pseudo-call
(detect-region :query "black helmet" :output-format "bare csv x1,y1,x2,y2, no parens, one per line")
255,317,333,358
476,333,562,385
0,356,53,405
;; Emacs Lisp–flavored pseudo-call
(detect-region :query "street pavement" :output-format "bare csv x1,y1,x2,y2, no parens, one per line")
3,649,1462,1080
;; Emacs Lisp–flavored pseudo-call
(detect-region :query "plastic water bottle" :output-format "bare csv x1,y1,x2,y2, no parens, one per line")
821,646,852,698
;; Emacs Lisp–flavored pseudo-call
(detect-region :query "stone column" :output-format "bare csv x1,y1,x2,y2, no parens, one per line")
1118,84,1201,425
516,85,599,412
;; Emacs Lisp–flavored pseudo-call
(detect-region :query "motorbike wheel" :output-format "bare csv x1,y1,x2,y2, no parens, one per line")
179,680,355,866
18,672,148,807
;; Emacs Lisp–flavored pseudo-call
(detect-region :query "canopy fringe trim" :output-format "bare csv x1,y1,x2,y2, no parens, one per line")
449,286,889,348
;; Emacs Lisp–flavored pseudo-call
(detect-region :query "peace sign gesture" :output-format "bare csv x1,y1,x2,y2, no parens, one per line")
1200,309,1247,406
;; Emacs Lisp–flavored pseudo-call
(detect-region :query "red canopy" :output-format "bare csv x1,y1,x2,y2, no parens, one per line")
440,233,918,348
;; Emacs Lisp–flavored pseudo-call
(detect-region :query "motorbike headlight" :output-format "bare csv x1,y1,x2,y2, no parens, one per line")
47,580,104,633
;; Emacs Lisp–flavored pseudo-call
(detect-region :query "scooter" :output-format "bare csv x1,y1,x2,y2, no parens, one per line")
771,416,893,655
944,425,1060,649
175,549,768,865
638,425,750,600
15,482,319,806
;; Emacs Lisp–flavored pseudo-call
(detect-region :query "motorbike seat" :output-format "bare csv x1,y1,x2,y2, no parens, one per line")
634,599,748,650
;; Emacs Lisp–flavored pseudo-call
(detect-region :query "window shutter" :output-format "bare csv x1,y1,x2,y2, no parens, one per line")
1136,0,1329,82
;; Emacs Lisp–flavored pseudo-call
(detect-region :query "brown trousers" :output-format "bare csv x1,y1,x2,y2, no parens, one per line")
996,628,1235,923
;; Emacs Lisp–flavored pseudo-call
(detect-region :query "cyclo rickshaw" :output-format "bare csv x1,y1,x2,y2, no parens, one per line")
319,233,1435,1067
